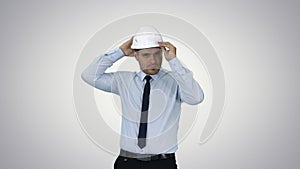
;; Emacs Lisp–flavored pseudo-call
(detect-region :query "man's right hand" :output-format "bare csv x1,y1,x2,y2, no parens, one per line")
120,37,134,56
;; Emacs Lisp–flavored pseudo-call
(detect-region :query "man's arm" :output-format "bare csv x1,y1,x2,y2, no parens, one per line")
81,38,134,93
81,48,124,93
159,41,204,105
169,57,204,105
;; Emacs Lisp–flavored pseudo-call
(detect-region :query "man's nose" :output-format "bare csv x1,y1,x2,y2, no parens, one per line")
149,55,156,63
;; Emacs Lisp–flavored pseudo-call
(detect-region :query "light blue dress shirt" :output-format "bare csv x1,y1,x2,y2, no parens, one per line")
81,47,204,154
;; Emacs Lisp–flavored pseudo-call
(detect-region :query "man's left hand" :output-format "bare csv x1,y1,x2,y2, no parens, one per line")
158,42,176,61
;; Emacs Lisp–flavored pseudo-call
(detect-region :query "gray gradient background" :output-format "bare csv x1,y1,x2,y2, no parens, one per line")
1,0,299,169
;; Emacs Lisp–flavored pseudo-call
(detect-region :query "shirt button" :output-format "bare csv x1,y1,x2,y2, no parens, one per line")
123,158,128,162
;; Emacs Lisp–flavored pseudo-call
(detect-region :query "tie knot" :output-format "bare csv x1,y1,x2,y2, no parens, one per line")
144,75,152,82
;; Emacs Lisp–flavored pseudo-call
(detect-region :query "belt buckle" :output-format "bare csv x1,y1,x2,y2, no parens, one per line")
137,156,152,161
160,154,167,159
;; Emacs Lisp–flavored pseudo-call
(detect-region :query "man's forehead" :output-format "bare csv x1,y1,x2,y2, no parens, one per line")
138,47,162,53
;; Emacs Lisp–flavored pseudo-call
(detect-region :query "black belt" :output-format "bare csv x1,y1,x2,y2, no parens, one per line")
119,149,175,161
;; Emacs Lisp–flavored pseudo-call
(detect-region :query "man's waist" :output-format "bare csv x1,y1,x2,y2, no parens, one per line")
119,149,175,161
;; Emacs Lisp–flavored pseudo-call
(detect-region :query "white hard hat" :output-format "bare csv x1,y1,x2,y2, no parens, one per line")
131,26,163,49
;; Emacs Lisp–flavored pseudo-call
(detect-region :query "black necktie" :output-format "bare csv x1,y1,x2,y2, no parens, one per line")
138,75,152,149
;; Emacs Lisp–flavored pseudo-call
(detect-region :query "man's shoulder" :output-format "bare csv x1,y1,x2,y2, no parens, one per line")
114,71,138,80
159,69,180,83
159,69,174,78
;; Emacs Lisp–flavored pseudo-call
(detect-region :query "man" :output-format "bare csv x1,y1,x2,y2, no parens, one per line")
81,26,204,169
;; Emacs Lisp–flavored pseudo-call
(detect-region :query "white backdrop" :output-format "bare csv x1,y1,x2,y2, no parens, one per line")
0,0,299,169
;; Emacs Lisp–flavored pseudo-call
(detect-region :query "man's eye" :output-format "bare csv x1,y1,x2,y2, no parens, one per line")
154,53,161,57
143,54,150,57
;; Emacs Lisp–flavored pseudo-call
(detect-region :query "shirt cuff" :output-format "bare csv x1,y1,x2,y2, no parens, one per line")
103,47,125,61
168,57,184,73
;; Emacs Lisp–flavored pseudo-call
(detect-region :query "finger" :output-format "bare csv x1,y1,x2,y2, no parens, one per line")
159,41,173,45
159,42,174,51
126,37,133,46
121,37,133,48
160,46,167,52
159,44,170,51
158,42,168,47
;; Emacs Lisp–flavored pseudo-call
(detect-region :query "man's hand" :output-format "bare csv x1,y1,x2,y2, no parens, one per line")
120,37,134,56
158,42,176,61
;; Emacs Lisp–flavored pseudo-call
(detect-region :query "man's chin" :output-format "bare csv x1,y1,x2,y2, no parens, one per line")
143,69,160,75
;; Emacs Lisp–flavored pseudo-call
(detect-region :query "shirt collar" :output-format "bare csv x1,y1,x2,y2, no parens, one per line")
136,69,165,81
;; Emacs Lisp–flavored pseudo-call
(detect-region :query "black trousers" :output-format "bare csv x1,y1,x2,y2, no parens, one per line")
114,155,178,169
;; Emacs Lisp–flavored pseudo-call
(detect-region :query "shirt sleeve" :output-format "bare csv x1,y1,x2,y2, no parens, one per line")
168,57,204,105
81,47,124,94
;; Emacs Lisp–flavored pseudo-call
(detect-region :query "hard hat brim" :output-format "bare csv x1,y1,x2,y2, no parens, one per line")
131,43,161,49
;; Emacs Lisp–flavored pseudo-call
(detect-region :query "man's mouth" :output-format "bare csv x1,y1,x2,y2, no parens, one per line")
147,65,160,69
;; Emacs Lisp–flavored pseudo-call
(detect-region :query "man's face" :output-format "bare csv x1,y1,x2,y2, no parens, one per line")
134,47,163,75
